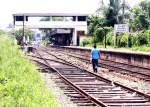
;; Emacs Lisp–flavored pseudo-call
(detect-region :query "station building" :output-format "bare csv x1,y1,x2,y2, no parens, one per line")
13,13,89,46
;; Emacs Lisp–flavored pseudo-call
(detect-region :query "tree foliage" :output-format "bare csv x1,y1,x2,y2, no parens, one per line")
103,0,130,26
87,0,150,48
140,0,150,18
88,16,107,35
94,27,113,44
14,28,33,45
129,0,150,31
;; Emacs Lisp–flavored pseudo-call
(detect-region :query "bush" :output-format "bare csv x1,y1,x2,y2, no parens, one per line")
144,29,150,44
116,33,122,47
88,23,95,35
129,33,138,46
128,34,133,47
94,28,104,43
105,31,114,46
94,27,113,43
120,33,128,47
0,34,58,107
113,32,148,47
137,33,148,46
14,28,33,45
81,38,91,46
130,32,148,46
87,16,107,35
107,33,129,48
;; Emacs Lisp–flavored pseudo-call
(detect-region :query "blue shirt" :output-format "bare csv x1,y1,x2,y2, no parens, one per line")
91,48,100,59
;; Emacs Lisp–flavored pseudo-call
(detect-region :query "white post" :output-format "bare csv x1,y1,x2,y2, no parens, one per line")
114,24,118,48
73,28,77,45
23,36,26,43
27,36,29,43
63,16,65,21
114,31,117,48
75,16,78,22
50,16,52,21
127,26,129,48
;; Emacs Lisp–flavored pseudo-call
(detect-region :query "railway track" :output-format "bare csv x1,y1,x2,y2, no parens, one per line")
46,46,150,82
29,47,150,107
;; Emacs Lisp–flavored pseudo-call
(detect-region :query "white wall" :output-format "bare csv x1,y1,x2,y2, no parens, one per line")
15,21,87,46
15,21,87,29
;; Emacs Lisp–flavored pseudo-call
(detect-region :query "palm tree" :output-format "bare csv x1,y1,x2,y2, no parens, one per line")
103,0,130,26
118,0,130,23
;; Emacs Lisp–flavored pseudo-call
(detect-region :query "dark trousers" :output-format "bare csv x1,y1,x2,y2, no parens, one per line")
92,59,98,72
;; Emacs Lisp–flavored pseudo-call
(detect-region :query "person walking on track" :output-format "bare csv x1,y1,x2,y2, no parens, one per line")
91,44,100,73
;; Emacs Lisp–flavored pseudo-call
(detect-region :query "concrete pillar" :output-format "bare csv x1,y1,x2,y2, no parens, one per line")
75,16,78,22
27,36,29,43
73,28,77,45
13,16,16,26
84,27,88,34
50,16,52,21
63,16,66,21
23,36,26,43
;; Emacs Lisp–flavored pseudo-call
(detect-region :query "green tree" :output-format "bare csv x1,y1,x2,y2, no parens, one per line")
130,5,150,31
14,28,33,45
88,16,107,35
140,0,150,18
94,27,113,43
103,0,130,26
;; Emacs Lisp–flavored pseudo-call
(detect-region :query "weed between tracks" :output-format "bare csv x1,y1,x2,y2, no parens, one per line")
0,35,58,107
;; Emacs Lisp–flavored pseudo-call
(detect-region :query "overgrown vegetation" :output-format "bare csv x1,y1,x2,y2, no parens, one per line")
12,28,33,45
0,33,58,107
82,0,150,51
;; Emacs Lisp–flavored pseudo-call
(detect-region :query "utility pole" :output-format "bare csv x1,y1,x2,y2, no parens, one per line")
23,15,25,43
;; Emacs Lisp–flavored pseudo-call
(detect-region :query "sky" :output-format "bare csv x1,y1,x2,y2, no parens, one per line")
0,0,140,29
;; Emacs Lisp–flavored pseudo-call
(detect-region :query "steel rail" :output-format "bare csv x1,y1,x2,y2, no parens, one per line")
34,48,108,107
39,47,150,100
49,47,150,79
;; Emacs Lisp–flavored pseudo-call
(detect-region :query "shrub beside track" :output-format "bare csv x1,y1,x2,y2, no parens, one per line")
0,34,58,107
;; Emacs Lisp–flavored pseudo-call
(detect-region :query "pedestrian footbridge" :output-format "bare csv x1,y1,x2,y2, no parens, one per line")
13,13,89,46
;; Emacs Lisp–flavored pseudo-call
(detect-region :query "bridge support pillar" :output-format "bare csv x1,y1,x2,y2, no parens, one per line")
73,28,77,46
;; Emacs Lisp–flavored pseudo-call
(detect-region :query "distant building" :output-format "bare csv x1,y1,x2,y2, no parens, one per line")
13,13,89,46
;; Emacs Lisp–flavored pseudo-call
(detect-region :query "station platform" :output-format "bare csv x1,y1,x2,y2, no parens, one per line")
65,46,150,56
60,46,150,68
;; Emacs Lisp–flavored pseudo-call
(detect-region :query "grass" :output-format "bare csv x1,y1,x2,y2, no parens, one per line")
131,45,150,52
0,34,59,107
81,43,150,52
